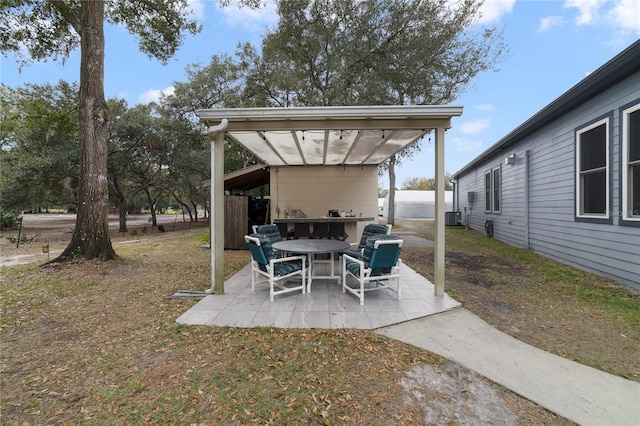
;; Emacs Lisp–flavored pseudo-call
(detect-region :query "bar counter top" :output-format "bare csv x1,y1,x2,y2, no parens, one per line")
273,216,375,223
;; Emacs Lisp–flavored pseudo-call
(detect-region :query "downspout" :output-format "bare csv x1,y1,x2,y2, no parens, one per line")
207,119,229,294
450,178,458,212
524,149,530,249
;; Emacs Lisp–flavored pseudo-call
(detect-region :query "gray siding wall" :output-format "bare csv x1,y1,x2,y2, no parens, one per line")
456,73,640,290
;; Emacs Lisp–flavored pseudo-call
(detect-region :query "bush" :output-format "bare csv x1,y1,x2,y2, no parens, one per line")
0,211,19,230
200,230,210,245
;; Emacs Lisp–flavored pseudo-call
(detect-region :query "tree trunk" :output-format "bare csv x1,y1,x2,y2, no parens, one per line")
55,0,116,262
173,195,193,222
109,170,128,233
191,201,198,222
387,155,396,226
117,202,127,233
145,188,158,226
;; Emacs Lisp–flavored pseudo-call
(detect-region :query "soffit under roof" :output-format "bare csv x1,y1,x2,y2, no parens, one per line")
197,105,463,166
224,164,269,191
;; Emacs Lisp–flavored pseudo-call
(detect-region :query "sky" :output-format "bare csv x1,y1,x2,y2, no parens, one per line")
2,0,639,189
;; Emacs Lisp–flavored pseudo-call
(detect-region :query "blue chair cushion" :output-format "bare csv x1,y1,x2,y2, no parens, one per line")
255,225,282,245
342,249,362,258
358,235,401,276
273,260,304,276
345,258,363,276
247,232,305,276
357,224,388,249
247,233,278,271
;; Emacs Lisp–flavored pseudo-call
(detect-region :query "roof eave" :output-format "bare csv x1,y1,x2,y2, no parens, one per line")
453,40,640,178
197,105,464,130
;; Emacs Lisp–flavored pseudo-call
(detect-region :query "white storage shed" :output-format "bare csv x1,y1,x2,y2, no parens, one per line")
382,190,453,219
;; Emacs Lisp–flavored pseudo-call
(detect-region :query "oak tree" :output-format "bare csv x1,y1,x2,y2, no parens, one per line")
242,0,506,224
0,82,80,212
1,0,201,260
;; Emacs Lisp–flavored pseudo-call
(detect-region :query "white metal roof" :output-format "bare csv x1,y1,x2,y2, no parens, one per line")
197,105,463,166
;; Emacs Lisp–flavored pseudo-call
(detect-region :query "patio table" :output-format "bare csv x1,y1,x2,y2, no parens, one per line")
272,239,350,292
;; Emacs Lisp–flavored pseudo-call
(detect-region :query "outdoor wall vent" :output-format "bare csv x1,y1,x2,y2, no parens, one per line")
504,154,516,166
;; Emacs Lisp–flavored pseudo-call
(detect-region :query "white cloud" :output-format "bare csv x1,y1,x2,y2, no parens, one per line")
460,118,490,135
538,15,566,32
137,86,175,105
452,136,484,153
607,0,640,33
475,104,496,112
217,0,278,32
476,0,516,24
188,0,206,22
564,0,605,26
564,0,639,33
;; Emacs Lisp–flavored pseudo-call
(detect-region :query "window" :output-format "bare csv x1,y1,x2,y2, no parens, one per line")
576,118,609,219
484,172,491,212
484,167,501,213
493,168,501,212
622,103,640,221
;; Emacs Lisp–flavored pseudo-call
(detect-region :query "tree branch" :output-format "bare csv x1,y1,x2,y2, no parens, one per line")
46,0,81,34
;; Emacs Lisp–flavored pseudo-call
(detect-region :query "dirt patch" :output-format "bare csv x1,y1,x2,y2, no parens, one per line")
402,364,519,424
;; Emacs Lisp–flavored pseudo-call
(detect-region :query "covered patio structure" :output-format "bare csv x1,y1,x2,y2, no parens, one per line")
197,105,463,298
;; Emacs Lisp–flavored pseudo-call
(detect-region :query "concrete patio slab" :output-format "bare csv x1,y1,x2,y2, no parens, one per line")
176,262,460,329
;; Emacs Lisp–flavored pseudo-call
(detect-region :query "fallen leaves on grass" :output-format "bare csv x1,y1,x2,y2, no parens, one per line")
1,231,572,424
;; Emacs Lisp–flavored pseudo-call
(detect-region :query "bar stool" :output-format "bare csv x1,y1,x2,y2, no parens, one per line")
311,222,330,239
293,222,311,239
329,222,348,240
276,222,293,240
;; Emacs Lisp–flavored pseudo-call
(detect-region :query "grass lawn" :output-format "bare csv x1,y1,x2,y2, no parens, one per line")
396,220,639,382
2,219,637,424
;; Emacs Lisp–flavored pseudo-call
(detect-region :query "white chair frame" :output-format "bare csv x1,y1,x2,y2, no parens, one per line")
342,239,402,306
245,235,306,302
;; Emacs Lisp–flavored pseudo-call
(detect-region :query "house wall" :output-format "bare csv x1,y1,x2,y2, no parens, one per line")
456,72,640,289
269,165,379,241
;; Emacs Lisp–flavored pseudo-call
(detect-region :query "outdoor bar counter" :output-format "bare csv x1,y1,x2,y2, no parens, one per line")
274,216,375,241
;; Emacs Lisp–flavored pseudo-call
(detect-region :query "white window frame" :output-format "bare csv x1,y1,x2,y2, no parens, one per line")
484,170,491,212
576,117,609,219
492,167,501,213
622,103,640,222
484,166,501,213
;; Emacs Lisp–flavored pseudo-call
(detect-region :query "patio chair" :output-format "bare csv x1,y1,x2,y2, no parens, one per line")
255,224,283,244
245,234,306,302
341,223,390,259
342,235,403,305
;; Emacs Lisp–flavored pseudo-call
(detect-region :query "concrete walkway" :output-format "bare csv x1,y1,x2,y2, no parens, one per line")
376,308,640,426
